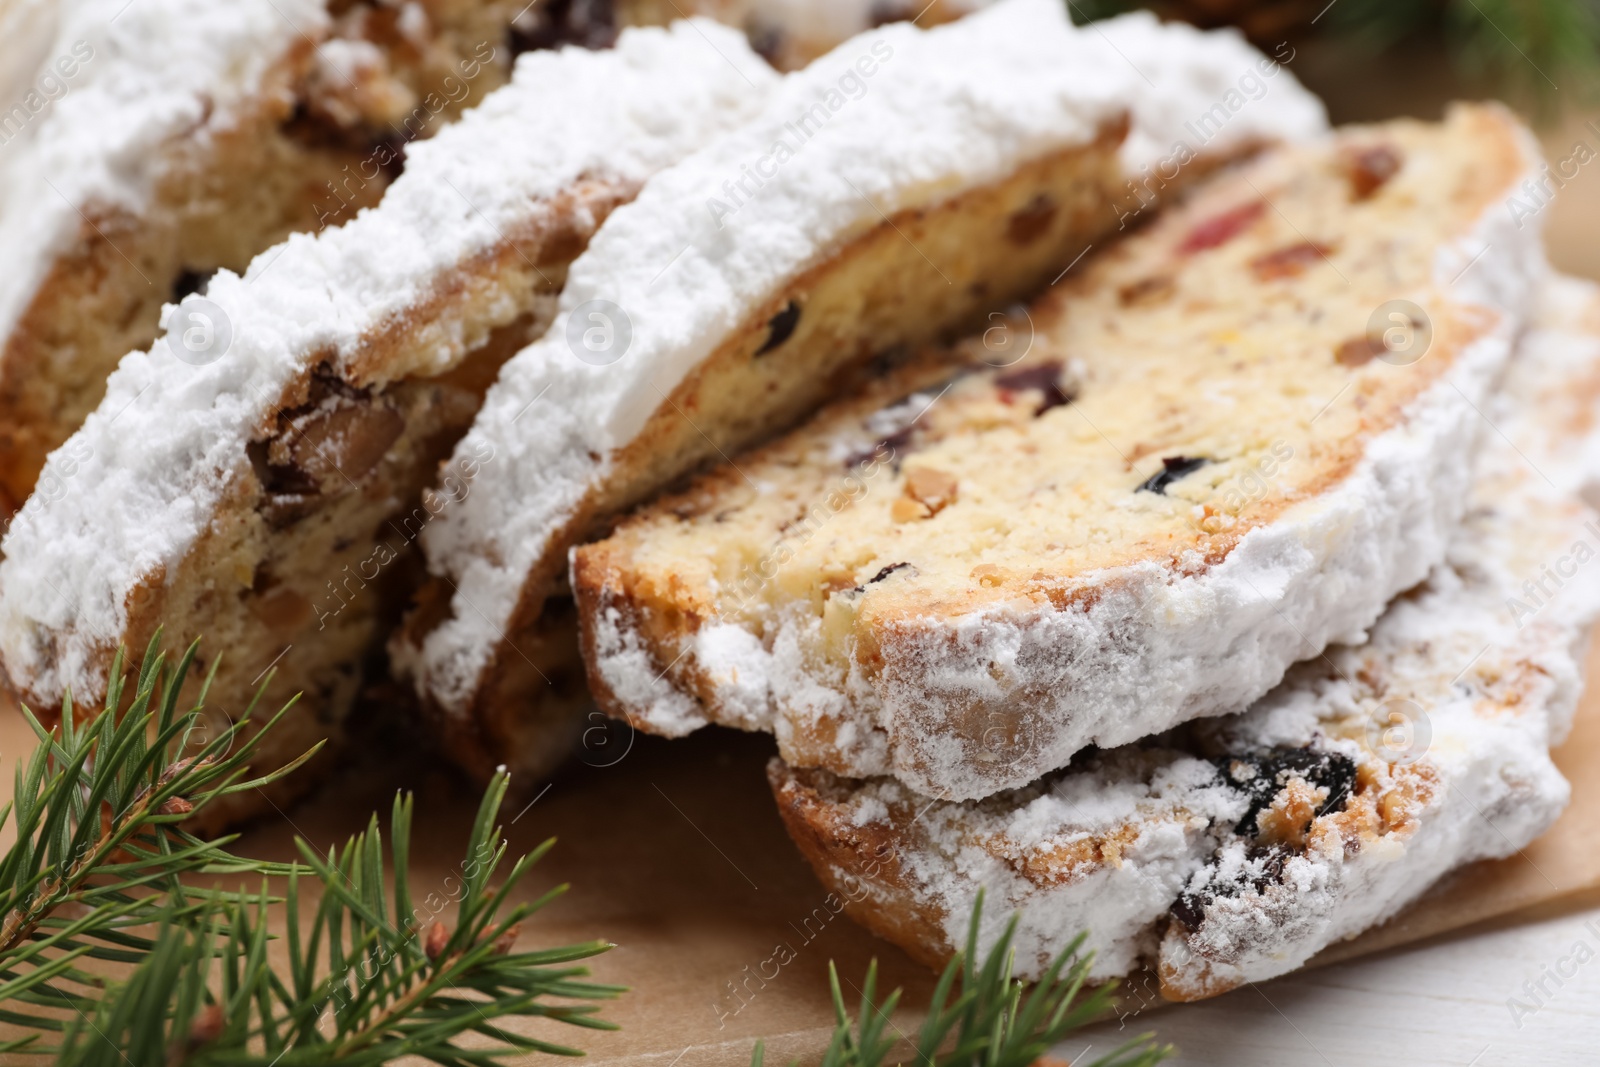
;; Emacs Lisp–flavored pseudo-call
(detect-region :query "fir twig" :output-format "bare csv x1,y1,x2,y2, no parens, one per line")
750,890,1171,1067
0,637,622,1065
52,782,623,1065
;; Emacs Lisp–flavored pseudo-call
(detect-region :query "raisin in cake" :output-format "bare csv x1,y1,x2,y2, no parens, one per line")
769,272,1600,998
573,105,1545,801
0,21,776,832
396,0,1328,783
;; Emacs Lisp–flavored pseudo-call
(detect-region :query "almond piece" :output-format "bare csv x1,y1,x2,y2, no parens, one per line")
905,466,958,513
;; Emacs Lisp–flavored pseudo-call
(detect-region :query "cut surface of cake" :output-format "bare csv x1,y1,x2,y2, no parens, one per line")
573,104,1545,801
768,272,1600,999
397,0,1328,783
0,20,776,831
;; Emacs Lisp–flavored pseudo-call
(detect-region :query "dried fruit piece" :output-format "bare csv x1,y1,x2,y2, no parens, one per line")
867,562,913,584
1250,240,1334,281
905,466,958,513
994,361,1074,415
756,299,802,355
1343,144,1403,200
1006,193,1058,245
1335,334,1384,367
1118,274,1175,306
1137,456,1207,495
1178,201,1265,254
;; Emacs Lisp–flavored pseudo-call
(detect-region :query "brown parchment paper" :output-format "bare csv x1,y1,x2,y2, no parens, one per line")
4,627,1600,1065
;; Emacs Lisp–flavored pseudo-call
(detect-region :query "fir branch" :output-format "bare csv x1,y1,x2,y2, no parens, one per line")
52,782,623,1066
750,891,1170,1067
0,637,621,1065
0,636,311,1057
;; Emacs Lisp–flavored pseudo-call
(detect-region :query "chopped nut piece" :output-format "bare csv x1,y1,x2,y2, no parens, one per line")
891,497,931,522
252,586,313,631
904,466,958,513
971,564,1008,587
287,401,405,488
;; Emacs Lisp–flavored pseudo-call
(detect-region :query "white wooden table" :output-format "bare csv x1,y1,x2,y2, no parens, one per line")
1069,905,1600,1065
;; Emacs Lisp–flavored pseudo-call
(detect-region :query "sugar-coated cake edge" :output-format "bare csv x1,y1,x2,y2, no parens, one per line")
403,0,1330,719
769,273,1600,997
0,19,777,711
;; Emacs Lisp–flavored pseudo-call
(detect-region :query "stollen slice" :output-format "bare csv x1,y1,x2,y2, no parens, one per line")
768,272,1600,999
396,0,1328,782
573,103,1545,800
0,0,939,513
0,20,777,831
0,0,622,512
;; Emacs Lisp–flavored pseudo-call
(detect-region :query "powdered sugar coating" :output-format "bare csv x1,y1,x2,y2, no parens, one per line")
0,21,777,705
410,0,1329,714
781,275,1600,987
0,0,322,347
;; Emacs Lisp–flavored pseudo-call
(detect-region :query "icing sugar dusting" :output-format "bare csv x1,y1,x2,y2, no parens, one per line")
412,0,1330,715
0,20,777,705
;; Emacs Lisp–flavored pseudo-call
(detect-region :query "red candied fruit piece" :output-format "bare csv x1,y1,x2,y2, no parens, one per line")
1178,200,1266,254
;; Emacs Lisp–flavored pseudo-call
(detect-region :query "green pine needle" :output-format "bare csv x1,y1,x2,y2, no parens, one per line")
0,636,620,1065
750,889,1171,1067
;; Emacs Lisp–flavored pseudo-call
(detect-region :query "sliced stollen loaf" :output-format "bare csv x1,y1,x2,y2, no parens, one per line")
573,105,1545,801
396,0,1329,782
769,273,1600,999
0,21,776,831
0,0,936,513
0,0,579,511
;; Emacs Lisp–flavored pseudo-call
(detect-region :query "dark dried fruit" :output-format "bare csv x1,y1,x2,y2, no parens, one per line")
1250,241,1334,281
867,561,913,584
1216,747,1358,836
171,268,213,301
994,361,1075,415
1335,334,1384,367
509,0,616,54
1170,843,1291,932
1178,201,1265,254
1137,456,1208,495
1344,144,1403,200
756,299,802,355
1006,194,1058,245
844,425,912,471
